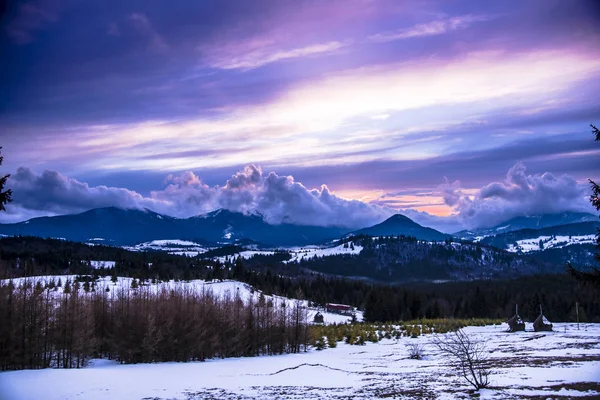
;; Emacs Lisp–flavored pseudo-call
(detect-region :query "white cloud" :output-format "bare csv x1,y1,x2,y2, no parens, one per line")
209,41,349,70
368,15,490,43
3,166,392,229
441,162,594,229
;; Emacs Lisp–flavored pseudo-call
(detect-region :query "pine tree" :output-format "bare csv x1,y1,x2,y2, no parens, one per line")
232,257,245,280
566,124,600,287
63,280,71,294
0,147,12,211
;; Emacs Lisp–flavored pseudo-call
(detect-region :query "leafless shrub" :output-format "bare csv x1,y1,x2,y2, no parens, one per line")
433,329,491,389
407,342,425,360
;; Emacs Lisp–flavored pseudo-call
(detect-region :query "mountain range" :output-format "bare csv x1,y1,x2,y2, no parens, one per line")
0,207,349,247
0,208,596,252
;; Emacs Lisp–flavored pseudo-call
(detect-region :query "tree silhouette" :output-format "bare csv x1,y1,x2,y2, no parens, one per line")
566,124,600,287
0,147,12,211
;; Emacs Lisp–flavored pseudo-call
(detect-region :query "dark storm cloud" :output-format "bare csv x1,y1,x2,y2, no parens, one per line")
7,166,162,215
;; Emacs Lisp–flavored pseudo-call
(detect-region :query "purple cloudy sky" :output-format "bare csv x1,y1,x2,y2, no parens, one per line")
0,0,599,232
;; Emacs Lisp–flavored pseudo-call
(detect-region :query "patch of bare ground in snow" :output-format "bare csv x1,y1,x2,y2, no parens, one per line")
488,354,600,369
504,382,600,399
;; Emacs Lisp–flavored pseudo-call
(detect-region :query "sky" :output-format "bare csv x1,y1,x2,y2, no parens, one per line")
0,0,599,232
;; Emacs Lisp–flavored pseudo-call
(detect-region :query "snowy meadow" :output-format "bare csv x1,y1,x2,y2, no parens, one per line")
0,276,598,399
1,323,599,399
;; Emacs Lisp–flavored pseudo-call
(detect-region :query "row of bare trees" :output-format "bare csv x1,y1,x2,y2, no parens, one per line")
0,278,309,370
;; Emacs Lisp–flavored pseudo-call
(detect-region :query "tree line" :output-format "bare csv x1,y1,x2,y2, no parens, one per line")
1,237,599,326
0,277,309,371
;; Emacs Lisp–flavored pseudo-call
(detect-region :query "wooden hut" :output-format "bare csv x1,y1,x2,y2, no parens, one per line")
507,304,525,332
313,312,324,324
533,305,553,332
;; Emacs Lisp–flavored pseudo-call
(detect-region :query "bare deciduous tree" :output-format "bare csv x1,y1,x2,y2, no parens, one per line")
433,329,491,390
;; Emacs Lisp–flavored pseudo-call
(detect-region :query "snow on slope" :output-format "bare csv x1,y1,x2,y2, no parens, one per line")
212,242,363,264
89,261,116,269
214,250,276,263
124,240,209,256
507,235,596,253
121,239,364,262
1,323,598,399
2,275,359,326
284,242,363,263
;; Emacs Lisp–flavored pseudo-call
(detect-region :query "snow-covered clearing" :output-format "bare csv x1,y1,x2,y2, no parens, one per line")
284,242,363,263
89,260,116,269
124,240,209,256
1,323,598,399
213,242,363,264
507,235,596,253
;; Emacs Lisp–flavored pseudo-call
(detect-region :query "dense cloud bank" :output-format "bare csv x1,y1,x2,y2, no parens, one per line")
1,162,594,231
441,162,593,230
3,165,392,228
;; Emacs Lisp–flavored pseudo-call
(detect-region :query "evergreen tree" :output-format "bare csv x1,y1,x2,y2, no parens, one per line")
566,124,600,287
63,279,71,294
0,147,12,211
233,257,245,280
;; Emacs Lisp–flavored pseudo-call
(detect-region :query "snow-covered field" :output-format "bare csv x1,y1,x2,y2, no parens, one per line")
507,235,596,253
1,323,598,400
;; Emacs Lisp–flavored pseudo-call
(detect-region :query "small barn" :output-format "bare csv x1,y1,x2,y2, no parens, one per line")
325,303,354,316
533,305,553,332
507,305,525,332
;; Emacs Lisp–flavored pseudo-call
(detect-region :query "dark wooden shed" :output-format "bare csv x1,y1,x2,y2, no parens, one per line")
533,305,553,332
507,304,525,332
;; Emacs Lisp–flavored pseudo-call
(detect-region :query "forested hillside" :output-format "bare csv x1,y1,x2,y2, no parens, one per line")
294,235,560,281
1,236,598,326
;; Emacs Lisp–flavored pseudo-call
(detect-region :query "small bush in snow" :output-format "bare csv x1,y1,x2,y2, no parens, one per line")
407,342,425,360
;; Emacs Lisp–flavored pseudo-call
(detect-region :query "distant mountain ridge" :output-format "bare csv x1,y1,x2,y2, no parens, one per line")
480,221,599,250
1,208,594,250
0,207,350,247
455,212,597,240
350,214,450,241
